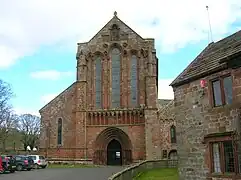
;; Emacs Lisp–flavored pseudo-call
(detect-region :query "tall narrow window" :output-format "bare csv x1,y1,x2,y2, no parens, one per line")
57,118,62,145
211,75,233,107
111,48,121,108
170,125,176,143
96,56,102,108
130,55,138,107
212,143,221,173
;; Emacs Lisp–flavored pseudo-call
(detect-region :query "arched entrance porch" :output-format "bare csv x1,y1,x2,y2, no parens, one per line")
168,149,178,160
93,127,132,165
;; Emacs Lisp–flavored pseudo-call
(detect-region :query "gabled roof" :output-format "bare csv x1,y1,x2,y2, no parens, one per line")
77,11,144,45
39,82,76,113
170,30,241,87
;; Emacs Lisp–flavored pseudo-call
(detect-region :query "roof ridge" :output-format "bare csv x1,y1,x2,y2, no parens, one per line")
170,44,211,86
170,29,241,87
213,30,241,45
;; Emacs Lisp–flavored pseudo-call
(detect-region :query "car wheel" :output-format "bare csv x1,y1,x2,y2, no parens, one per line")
16,165,23,171
42,165,47,169
10,169,15,173
34,164,38,169
27,168,31,171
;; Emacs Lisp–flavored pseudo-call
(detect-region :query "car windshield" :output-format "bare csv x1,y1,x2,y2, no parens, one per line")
30,156,36,160
17,156,27,160
39,156,45,160
15,156,22,161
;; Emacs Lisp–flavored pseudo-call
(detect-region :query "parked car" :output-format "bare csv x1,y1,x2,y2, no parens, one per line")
14,155,34,171
29,155,48,169
1,155,16,173
0,156,3,173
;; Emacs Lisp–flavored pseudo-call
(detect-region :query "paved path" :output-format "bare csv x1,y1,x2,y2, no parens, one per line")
0,167,124,180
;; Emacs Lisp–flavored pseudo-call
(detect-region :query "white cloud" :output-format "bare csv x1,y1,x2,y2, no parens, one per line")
30,70,73,80
41,93,58,104
1,0,241,68
158,79,174,99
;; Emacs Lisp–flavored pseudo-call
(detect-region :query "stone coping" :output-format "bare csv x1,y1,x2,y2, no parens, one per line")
108,159,178,180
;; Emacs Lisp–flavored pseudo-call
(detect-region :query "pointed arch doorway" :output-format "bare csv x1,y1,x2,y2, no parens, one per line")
94,127,132,165
107,139,122,165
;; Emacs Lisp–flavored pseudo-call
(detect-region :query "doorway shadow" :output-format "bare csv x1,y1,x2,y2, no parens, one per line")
107,139,122,166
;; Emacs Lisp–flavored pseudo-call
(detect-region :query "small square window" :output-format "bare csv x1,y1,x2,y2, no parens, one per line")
162,150,167,159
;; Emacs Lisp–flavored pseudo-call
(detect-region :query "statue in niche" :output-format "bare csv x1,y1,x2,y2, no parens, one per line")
110,24,120,41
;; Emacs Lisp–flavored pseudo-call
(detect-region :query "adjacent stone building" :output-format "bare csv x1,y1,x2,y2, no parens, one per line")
39,12,177,165
157,99,177,160
170,30,241,179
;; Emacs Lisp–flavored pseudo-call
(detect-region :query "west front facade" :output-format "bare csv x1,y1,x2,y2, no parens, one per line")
171,30,241,180
39,12,176,165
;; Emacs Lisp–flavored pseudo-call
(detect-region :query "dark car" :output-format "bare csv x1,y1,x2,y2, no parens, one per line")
1,155,16,173
14,155,34,171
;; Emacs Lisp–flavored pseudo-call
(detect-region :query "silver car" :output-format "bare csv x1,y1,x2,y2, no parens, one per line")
29,155,48,169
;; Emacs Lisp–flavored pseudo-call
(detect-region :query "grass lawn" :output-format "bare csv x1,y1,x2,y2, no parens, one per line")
48,163,99,168
134,168,178,180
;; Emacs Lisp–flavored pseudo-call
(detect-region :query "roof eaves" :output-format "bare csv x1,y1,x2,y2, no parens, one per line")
39,82,76,113
170,64,227,87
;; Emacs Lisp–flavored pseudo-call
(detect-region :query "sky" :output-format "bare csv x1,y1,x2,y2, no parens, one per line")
0,0,241,116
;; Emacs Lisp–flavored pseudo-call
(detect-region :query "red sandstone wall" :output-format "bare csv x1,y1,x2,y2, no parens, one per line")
39,83,77,158
159,119,177,157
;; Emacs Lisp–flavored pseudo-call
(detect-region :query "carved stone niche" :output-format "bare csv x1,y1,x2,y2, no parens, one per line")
110,24,120,41
104,51,108,56
140,49,148,58
137,51,141,58
123,50,128,57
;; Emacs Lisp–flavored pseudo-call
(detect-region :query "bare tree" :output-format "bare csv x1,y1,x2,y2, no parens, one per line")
0,79,14,150
17,114,40,150
0,79,13,126
0,111,18,150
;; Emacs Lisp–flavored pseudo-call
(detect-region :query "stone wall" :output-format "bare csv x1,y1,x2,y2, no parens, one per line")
158,100,177,158
159,118,177,157
173,67,241,180
108,159,178,180
39,14,163,164
39,83,77,158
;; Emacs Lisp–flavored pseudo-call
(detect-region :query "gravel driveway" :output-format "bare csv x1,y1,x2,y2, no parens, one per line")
0,167,123,180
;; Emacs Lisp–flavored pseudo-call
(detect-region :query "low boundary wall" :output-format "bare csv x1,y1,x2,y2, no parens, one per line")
108,159,178,180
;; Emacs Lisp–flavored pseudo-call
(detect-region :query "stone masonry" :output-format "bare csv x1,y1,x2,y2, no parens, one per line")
39,12,176,165
158,100,177,159
171,30,241,180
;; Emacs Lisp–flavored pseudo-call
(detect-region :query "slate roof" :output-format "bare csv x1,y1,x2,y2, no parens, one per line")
170,30,241,87
157,99,174,120
157,99,172,106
